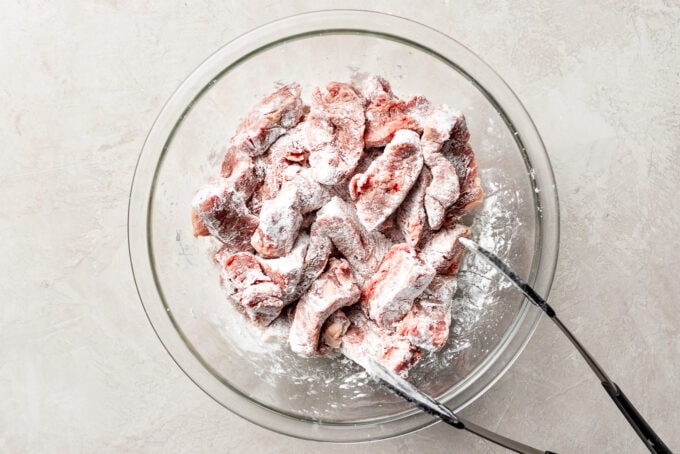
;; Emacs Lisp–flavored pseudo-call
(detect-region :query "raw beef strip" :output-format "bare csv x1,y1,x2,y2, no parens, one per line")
436,114,483,219
361,244,435,328
439,112,471,157
251,182,303,258
349,129,424,231
397,275,458,351
220,252,268,293
290,224,333,301
257,233,310,303
273,120,310,164
192,178,259,252
421,105,466,153
446,144,484,218
326,147,382,203
289,258,360,357
419,106,468,229
251,123,308,212
314,197,388,283
282,166,332,213
321,310,351,349
419,224,471,275
220,252,285,326
359,74,394,103
360,75,432,148
191,209,210,237
230,83,304,157
396,168,432,247
220,147,265,198
423,149,460,230
340,308,422,378
238,283,285,326
307,82,366,185
449,179,483,218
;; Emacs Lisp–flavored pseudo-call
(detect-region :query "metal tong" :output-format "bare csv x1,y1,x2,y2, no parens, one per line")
365,239,672,454
366,358,557,454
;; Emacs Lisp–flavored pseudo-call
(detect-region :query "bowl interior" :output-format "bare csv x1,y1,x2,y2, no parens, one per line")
131,11,558,442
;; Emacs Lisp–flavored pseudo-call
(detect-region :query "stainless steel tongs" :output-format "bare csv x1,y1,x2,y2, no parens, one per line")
364,239,672,454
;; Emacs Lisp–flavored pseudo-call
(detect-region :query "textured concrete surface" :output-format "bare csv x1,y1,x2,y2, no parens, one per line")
1,1,679,453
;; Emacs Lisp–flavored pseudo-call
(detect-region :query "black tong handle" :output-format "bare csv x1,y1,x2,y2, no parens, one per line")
460,239,673,453
601,381,671,453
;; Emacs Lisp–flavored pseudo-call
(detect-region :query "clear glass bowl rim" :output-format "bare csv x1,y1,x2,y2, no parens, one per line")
127,9,560,443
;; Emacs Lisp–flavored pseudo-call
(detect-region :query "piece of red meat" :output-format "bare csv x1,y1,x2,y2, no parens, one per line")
450,178,483,217
435,114,483,219
196,147,262,238
230,83,304,157
324,148,381,203
307,82,366,185
421,105,466,151
290,223,333,301
321,310,351,350
220,252,285,326
360,75,432,148
220,252,268,293
250,123,308,214
219,147,265,198
419,105,468,229
261,121,307,195
446,144,484,218
397,275,458,351
419,224,471,275
251,182,303,258
314,197,389,284
340,308,422,378
191,209,210,237
396,168,432,247
192,178,259,252
238,283,285,326
360,244,435,328
349,129,424,231
359,75,394,103
281,165,331,214
257,233,309,303
289,258,360,357
423,149,460,230
273,121,310,164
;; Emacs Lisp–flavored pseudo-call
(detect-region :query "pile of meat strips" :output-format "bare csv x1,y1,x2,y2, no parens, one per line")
192,76,483,377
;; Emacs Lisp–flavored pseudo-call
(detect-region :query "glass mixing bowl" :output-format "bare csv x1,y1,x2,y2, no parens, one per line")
128,10,559,442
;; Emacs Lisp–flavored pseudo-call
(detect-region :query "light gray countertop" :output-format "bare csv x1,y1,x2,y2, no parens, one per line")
2,1,679,452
